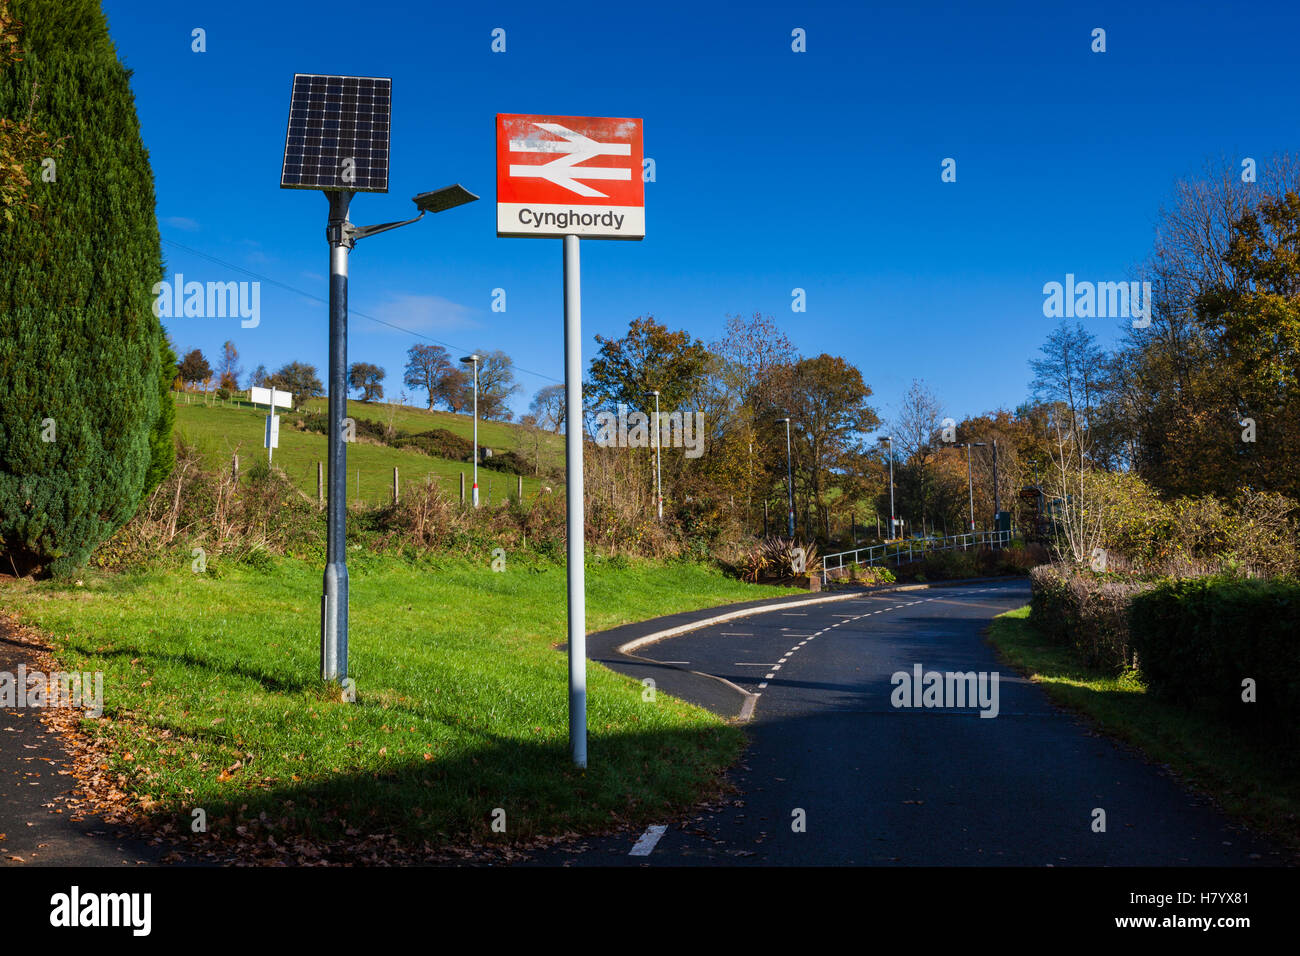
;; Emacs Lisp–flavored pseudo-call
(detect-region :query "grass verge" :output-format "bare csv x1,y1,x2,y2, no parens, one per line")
988,606,1300,854
0,554,798,860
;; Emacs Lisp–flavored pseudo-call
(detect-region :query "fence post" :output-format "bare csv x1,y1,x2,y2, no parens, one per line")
317,461,323,507
460,471,465,505
232,454,239,481
393,466,399,504
517,474,523,502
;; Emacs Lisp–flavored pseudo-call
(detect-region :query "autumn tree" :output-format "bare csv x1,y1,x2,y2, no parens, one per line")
781,354,881,539
587,316,710,411
216,340,241,392
177,348,211,389
403,344,453,409
267,361,323,410
433,366,470,413
472,350,520,421
348,361,385,403
1194,190,1300,498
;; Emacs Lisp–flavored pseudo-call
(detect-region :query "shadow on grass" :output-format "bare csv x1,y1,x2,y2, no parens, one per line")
122,722,740,863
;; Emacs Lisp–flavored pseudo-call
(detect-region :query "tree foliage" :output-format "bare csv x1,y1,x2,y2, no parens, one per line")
0,0,170,575
348,361,385,402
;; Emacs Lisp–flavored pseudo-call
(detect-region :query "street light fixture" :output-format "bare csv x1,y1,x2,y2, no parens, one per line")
278,73,478,686
878,436,895,541
651,390,662,520
460,354,481,507
777,417,795,538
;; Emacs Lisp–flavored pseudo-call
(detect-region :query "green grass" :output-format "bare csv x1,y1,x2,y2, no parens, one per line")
988,606,1300,855
0,554,799,855
298,396,565,467
172,398,552,506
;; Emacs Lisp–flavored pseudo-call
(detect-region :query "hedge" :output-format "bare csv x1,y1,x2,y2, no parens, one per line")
1129,576,1300,733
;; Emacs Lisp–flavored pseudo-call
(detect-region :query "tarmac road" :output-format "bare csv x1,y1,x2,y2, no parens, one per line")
530,579,1284,866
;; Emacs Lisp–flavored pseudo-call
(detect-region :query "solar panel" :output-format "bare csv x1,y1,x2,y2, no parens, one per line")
280,73,391,193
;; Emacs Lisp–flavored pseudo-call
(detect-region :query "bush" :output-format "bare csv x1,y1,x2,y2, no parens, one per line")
895,549,977,582
393,429,474,463
0,0,171,577
847,564,895,586
1029,563,1151,671
737,537,821,584
1129,576,1300,733
482,450,530,476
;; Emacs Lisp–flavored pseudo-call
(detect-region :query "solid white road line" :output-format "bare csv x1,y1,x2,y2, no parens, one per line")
629,824,668,856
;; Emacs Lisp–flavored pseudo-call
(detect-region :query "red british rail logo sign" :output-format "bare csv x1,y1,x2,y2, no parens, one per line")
496,113,644,239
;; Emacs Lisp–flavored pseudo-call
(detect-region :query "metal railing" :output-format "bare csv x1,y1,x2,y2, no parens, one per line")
820,529,1012,585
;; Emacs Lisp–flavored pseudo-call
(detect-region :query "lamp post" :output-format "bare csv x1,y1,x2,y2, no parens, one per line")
991,437,1001,531
460,353,480,507
879,435,895,540
652,389,662,520
777,417,794,538
960,441,987,532
318,186,478,684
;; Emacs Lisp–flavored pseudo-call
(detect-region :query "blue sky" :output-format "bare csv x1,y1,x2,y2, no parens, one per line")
107,0,1300,425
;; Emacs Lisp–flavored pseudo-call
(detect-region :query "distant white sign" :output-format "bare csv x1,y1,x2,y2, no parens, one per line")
250,386,292,410
264,414,280,450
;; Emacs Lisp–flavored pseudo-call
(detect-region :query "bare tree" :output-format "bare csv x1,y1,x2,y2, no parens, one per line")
530,384,566,433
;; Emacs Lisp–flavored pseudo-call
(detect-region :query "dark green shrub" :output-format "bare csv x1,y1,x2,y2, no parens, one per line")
395,429,474,462
1129,577,1300,732
482,449,530,476
0,0,171,576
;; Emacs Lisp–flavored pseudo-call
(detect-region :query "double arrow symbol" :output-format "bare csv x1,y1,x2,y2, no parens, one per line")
509,123,631,198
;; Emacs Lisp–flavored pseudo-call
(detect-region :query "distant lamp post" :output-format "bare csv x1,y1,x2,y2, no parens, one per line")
651,389,662,520
460,353,481,507
879,435,895,540
959,442,987,532
777,417,795,538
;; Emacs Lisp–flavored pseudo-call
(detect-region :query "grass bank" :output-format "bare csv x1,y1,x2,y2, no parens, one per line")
173,400,550,506
987,606,1300,854
1,553,798,859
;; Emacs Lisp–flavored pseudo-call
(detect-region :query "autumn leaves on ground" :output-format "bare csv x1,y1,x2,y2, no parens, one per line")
1,557,792,863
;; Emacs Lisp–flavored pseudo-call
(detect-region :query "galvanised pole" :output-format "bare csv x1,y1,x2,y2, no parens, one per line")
563,234,587,768
322,190,353,683
653,390,662,520
966,442,975,532
887,438,895,541
992,437,1001,529
784,418,795,538
472,358,480,508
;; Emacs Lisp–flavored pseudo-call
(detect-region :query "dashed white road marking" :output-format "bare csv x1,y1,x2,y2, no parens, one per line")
630,824,668,857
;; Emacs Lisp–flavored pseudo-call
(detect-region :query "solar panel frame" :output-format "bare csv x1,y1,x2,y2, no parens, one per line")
280,73,392,193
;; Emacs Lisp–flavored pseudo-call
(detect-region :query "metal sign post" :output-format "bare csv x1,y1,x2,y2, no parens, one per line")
497,112,644,767
563,234,586,768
